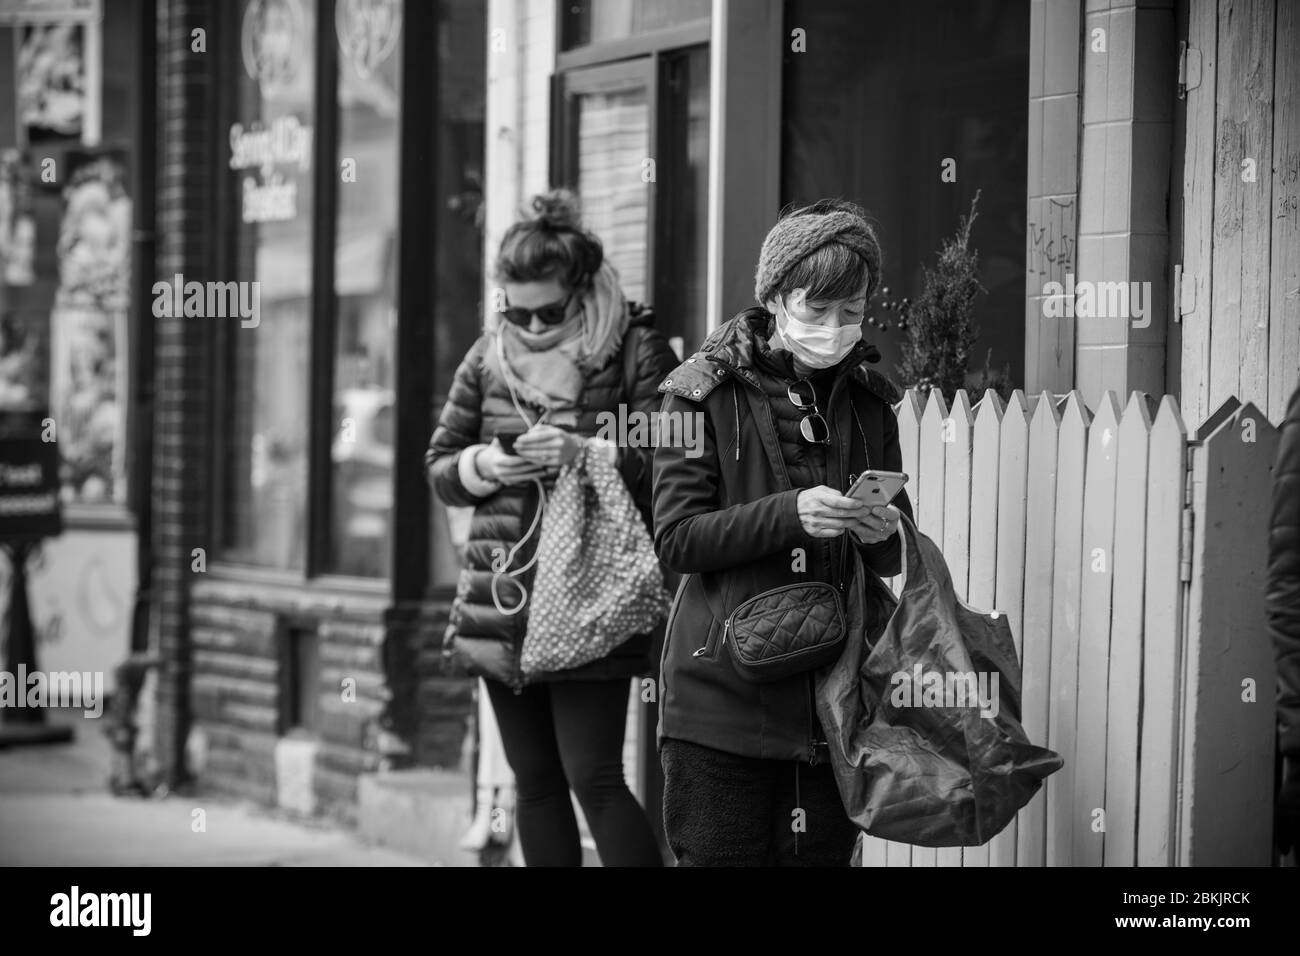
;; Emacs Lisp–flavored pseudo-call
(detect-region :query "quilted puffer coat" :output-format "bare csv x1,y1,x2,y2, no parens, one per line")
1270,380,1300,759
651,308,914,762
426,308,679,686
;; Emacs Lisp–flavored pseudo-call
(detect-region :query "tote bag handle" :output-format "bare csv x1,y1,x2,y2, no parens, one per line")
892,512,959,605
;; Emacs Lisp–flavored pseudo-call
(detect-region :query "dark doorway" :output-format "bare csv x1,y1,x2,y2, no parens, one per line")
782,0,1030,390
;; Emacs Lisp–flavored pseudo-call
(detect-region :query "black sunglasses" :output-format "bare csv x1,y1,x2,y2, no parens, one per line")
787,379,831,444
500,291,576,328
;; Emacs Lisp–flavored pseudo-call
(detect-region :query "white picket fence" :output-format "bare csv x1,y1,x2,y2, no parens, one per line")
858,388,1280,867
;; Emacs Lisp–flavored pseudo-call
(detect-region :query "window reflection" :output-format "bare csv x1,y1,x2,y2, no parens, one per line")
222,0,318,570
575,85,650,303
328,0,403,578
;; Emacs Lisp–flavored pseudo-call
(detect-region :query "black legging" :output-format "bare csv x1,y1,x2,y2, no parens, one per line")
484,677,663,867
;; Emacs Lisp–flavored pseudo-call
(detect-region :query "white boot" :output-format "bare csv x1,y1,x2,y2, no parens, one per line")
459,785,497,851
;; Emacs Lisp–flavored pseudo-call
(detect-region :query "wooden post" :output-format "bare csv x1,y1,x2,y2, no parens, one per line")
1137,396,1187,865
1269,0,1300,422
1104,391,1155,866
1074,392,1121,866
1179,400,1279,864
1018,391,1061,866
1046,392,1090,866
966,389,1005,867
991,390,1029,867
1180,0,1218,429
939,391,972,867
1208,0,1275,415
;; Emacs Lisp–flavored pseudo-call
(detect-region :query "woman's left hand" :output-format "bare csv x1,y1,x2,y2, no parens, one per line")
851,504,901,544
513,425,583,468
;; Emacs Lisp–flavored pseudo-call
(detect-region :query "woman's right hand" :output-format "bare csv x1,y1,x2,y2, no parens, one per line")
796,485,868,538
475,441,551,486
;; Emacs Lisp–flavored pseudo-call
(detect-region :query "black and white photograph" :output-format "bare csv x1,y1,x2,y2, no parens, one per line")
0,0,1296,936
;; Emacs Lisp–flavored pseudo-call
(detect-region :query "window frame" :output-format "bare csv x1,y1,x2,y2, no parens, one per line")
208,0,435,598
552,29,713,352
555,17,710,71
553,57,658,310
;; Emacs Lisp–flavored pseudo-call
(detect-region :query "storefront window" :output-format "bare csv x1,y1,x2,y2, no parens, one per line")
221,0,317,569
328,0,403,578
561,0,710,49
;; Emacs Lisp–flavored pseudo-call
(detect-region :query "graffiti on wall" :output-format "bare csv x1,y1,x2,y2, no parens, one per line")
1028,196,1076,285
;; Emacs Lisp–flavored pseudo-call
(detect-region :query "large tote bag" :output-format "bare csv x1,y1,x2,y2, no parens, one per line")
816,514,1063,847
519,443,671,677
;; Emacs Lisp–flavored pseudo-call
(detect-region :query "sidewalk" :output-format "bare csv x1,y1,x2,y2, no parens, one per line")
0,710,428,867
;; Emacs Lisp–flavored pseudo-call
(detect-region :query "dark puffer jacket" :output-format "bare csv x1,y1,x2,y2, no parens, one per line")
1270,381,1300,759
426,308,679,687
652,308,914,762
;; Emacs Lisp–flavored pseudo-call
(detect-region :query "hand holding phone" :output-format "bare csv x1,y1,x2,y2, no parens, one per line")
495,428,526,455
478,431,547,486
845,469,908,507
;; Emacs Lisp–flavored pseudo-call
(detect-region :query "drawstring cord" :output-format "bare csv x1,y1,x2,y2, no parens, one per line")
489,481,547,616
851,401,869,469
733,383,740,461
489,332,549,616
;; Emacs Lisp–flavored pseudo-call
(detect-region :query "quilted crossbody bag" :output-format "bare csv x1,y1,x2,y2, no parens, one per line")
718,582,847,682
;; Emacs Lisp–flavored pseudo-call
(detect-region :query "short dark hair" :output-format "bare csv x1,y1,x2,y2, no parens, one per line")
494,189,603,290
771,198,882,303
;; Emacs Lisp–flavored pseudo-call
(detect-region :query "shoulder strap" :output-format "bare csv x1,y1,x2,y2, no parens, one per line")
621,323,646,404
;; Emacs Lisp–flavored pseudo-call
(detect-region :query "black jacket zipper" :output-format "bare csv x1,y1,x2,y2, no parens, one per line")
704,350,857,762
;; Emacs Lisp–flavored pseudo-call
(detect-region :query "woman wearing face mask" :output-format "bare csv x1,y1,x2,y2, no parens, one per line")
651,199,914,866
427,190,676,866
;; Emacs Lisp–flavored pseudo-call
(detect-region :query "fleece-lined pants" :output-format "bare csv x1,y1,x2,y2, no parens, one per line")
661,736,858,866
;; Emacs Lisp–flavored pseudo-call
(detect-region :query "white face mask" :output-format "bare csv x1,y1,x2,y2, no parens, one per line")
773,295,862,369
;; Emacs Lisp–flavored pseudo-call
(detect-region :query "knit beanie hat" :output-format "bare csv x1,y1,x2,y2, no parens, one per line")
753,207,881,306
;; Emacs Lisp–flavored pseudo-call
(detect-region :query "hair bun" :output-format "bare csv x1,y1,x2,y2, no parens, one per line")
527,188,583,231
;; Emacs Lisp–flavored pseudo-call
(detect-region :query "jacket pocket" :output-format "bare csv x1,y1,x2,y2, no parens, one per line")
690,617,725,662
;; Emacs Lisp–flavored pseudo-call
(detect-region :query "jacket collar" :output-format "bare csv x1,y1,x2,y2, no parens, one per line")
701,307,881,387
659,308,897,406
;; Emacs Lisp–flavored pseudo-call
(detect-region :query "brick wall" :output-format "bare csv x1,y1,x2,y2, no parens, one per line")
189,602,278,804
153,0,218,787
188,577,466,822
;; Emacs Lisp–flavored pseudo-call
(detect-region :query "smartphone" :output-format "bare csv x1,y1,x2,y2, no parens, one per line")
495,428,526,455
846,469,909,507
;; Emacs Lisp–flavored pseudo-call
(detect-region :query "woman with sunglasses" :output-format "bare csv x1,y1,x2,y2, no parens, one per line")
426,189,676,867
651,199,915,866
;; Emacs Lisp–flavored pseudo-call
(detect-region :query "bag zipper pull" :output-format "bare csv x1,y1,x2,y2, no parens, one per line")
693,618,730,657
